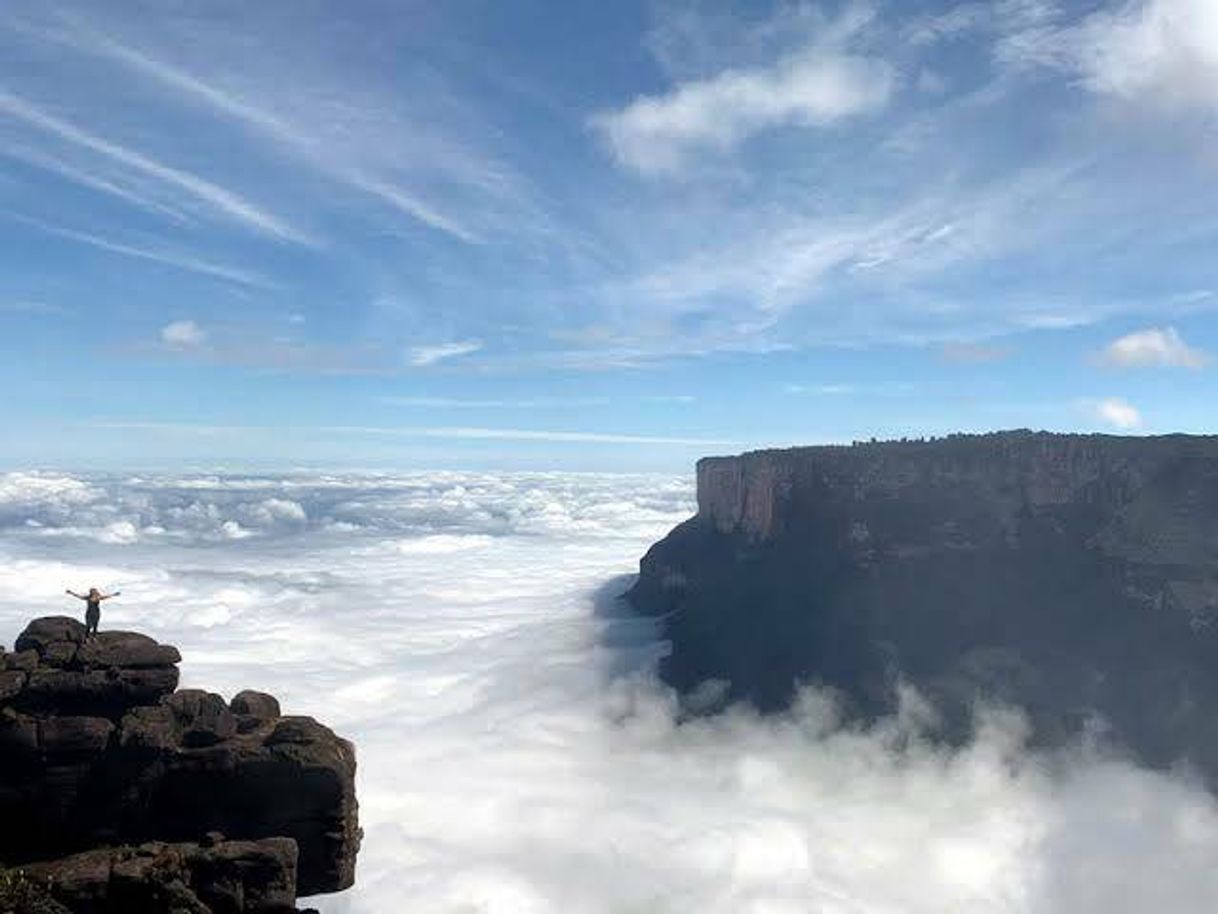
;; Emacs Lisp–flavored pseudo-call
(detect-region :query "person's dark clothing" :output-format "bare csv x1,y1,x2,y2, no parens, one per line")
85,597,100,636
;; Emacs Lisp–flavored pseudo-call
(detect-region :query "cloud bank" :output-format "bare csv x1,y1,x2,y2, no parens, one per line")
3,471,1218,913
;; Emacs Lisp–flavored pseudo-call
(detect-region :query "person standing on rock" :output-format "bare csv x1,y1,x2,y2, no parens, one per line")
65,587,121,637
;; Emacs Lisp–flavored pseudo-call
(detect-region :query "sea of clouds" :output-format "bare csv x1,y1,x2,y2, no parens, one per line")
3,469,1218,913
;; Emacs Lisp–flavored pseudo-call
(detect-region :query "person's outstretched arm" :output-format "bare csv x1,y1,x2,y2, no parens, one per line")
65,589,85,600
101,591,122,600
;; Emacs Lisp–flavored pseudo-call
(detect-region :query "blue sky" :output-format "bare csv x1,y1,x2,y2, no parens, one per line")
2,0,1216,470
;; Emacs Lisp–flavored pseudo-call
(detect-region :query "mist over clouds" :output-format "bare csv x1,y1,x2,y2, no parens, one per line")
2,471,1218,912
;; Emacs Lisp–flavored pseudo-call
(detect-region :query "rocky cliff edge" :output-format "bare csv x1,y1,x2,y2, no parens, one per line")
632,431,1218,779
1,616,361,912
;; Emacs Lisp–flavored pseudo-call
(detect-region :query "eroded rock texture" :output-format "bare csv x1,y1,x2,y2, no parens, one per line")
21,836,300,914
0,616,360,909
631,432,1218,777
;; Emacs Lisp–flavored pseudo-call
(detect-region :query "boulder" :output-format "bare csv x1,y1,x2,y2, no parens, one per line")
231,691,281,720
15,618,85,657
232,691,282,736
77,632,181,670
5,621,180,720
3,649,39,672
19,666,180,719
166,690,237,747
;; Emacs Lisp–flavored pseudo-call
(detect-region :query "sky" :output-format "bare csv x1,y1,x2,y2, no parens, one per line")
6,469,1218,912
2,0,1218,470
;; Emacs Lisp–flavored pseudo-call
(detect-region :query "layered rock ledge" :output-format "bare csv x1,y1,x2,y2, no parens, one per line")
630,432,1218,777
1,617,360,912
12,835,301,914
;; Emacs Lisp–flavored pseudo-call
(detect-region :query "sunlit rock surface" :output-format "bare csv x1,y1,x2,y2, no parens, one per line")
631,431,1218,775
0,616,360,906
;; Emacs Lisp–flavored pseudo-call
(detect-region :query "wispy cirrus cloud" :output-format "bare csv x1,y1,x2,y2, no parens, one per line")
785,382,914,396
407,340,485,368
324,425,731,446
0,140,192,223
0,88,309,244
12,11,493,244
382,395,611,409
10,214,274,289
86,421,729,448
3,0,1218,417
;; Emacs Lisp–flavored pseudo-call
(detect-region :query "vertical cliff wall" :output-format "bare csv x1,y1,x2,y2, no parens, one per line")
694,433,1206,541
633,432,1218,779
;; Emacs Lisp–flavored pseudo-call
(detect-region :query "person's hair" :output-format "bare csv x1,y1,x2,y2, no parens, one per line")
88,588,100,597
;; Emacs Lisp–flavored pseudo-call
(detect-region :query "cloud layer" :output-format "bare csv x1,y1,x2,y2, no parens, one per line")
5,0,1218,396
4,471,1218,912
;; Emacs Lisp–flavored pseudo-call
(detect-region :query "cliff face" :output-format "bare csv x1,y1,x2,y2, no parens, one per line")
632,432,1218,774
1,616,361,911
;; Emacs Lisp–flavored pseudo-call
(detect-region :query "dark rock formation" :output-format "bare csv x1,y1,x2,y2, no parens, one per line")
630,432,1218,776
20,836,299,914
1,617,360,910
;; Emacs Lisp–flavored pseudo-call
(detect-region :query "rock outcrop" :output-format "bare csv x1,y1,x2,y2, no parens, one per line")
1,617,360,911
631,432,1218,777
19,836,301,914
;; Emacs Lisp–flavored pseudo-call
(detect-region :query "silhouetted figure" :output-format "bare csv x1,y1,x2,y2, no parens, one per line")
66,587,121,637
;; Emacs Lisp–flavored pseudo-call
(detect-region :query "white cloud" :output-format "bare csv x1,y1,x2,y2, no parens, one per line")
1075,0,1218,108
1100,326,1207,369
160,319,207,348
83,421,729,449
5,472,1218,913
786,383,856,395
382,396,611,409
0,141,191,223
18,13,492,244
0,88,310,244
407,340,485,367
784,382,915,397
642,394,696,404
1003,0,1218,112
611,160,1096,339
326,425,731,447
1083,396,1144,430
594,52,892,174
14,215,273,289
0,299,66,315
